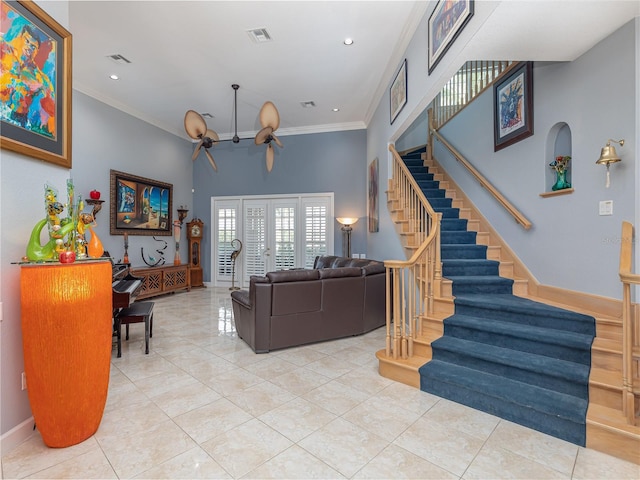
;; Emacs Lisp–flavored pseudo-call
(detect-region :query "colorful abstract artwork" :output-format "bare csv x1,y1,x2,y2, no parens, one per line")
0,0,71,167
110,170,173,236
428,0,474,75
368,158,379,233
493,62,534,151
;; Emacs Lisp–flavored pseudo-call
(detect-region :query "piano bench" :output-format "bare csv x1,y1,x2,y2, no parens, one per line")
114,301,154,358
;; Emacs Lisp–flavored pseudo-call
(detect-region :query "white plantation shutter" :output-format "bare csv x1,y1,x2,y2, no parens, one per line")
303,198,330,268
216,207,236,277
244,203,267,277
212,194,333,287
274,204,296,270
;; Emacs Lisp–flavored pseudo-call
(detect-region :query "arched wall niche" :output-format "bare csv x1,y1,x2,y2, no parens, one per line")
543,122,573,193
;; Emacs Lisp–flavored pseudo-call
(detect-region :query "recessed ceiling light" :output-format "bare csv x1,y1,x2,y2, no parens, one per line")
109,74,119,80
332,108,340,112
343,38,354,46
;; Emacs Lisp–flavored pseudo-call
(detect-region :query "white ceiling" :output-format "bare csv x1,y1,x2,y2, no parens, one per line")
69,1,639,142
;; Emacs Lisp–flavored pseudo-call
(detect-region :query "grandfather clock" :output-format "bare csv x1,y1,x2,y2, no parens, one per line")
187,218,204,288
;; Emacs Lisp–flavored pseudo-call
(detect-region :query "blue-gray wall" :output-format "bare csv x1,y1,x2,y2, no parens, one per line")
192,129,367,280
433,20,637,299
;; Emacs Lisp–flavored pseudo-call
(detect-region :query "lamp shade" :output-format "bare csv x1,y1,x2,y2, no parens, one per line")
337,217,358,226
20,261,112,447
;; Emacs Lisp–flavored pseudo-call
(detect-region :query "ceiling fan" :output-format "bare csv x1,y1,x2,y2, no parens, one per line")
184,84,284,173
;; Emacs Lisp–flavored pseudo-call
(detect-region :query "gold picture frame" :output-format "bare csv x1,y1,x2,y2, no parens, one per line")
0,0,72,168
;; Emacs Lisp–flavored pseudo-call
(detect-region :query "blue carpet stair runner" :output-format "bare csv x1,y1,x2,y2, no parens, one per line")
401,149,595,446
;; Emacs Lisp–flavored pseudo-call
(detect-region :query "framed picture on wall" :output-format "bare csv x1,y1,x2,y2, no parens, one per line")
110,170,173,236
368,158,379,233
390,59,407,124
0,0,73,168
493,62,534,151
428,0,474,75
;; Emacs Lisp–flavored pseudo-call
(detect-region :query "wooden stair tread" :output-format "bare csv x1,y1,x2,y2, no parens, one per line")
590,367,623,389
587,404,640,436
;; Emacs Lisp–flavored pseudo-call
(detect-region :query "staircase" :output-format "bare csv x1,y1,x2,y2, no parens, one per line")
379,147,640,463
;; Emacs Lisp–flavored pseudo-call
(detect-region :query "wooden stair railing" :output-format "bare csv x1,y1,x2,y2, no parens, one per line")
383,145,441,360
427,108,532,230
619,221,640,425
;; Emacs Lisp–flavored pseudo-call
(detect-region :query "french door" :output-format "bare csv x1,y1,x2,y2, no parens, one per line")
212,193,333,288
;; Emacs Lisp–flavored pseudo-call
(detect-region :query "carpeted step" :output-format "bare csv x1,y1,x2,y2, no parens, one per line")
453,294,596,336
428,198,453,209
441,231,477,245
442,259,499,276
430,336,590,397
441,218,468,231
411,172,435,182
441,244,487,259
432,206,459,218
444,314,593,365
421,188,446,199
416,180,440,191
448,276,513,294
419,360,587,445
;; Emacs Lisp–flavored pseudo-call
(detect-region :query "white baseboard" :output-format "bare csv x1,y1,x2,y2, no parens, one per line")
1,417,35,456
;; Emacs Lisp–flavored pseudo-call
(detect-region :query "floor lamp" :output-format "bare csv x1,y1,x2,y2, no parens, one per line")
337,217,358,257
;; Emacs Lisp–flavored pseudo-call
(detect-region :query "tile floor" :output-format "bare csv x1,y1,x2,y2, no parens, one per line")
2,287,639,479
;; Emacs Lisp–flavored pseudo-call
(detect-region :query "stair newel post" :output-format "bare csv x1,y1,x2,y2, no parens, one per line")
427,108,434,162
433,212,443,302
385,266,392,357
622,280,634,424
393,266,401,359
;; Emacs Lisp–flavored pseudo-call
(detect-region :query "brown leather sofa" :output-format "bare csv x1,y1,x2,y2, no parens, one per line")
230,255,386,353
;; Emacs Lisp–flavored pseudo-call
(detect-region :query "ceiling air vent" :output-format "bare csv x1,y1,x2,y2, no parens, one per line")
300,101,316,108
202,113,213,119
246,28,272,43
106,54,131,65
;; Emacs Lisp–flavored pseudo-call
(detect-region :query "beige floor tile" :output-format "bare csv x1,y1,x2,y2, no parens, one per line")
1,434,98,479
353,444,457,479
94,399,169,446
205,367,266,396
271,346,328,367
304,355,360,379
99,420,196,478
24,446,117,479
572,446,640,480
423,398,500,441
485,420,579,476
259,397,337,443
114,355,187,383
374,381,441,416
342,395,422,442
151,380,221,417
334,363,393,395
302,378,371,415
201,419,293,478
173,397,253,444
133,369,200,398
225,381,296,417
298,417,388,478
134,447,231,479
243,445,345,479
394,416,485,477
269,366,332,396
463,444,569,479
103,377,150,413
242,356,298,380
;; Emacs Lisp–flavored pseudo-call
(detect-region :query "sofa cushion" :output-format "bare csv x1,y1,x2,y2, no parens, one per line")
318,267,361,279
362,262,385,275
267,269,319,283
230,289,251,308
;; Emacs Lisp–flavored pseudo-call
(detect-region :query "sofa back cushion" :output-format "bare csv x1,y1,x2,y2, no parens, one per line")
271,280,322,316
318,267,361,279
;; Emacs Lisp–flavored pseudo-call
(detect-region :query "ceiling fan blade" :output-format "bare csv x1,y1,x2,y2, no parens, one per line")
191,140,203,161
204,149,218,172
259,101,280,131
205,129,220,145
271,133,283,148
255,126,273,145
266,144,274,172
184,110,207,139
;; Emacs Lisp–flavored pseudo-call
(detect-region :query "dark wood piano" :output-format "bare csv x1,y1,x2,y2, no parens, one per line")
112,262,143,311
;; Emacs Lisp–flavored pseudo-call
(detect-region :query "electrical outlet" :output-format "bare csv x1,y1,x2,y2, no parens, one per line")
599,200,613,216
21,372,27,390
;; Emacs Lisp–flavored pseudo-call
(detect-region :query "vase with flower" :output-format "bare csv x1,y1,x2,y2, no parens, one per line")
549,155,572,191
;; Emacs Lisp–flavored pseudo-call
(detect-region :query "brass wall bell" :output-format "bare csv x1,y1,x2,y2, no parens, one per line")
596,139,624,188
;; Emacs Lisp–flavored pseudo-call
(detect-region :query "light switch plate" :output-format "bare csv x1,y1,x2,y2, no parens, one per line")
599,200,613,216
